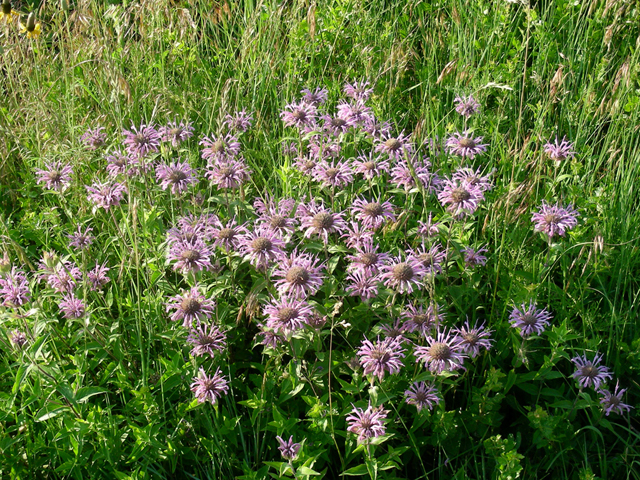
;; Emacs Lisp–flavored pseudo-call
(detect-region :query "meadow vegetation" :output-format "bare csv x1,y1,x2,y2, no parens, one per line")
0,0,639,478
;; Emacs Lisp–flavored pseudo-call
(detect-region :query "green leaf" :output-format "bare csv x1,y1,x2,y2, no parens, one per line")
341,464,368,476
297,466,321,476
36,404,68,422
75,387,108,403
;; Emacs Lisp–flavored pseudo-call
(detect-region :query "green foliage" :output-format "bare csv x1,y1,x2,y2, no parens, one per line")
0,0,639,479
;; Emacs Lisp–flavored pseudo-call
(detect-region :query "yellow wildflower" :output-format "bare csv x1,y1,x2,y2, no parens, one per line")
0,0,18,24
20,12,41,38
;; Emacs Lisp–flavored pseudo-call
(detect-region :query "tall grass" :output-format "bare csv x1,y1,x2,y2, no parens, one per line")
0,0,638,478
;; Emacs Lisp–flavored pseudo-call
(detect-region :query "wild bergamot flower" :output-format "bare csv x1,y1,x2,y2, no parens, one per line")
346,403,388,443
509,302,553,337
415,328,467,374
166,286,215,328
404,382,441,412
276,435,302,461
190,367,229,405
531,202,579,239
357,336,406,382
571,353,612,390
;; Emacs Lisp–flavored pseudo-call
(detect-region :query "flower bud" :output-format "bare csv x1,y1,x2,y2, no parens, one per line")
26,11,36,32
0,251,10,274
2,0,12,16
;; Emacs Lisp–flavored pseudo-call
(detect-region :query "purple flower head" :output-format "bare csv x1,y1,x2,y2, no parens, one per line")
351,198,396,231
312,159,353,188
301,87,328,106
282,142,299,157
166,286,215,328
346,403,388,443
187,322,226,358
363,117,393,139
453,167,493,192
105,150,137,177
346,269,379,300
255,196,298,239
571,353,613,390
87,263,110,291
353,151,390,179
322,115,351,136
308,135,341,160
155,161,198,195
409,243,446,276
374,132,414,161
598,381,633,416
257,325,285,349
10,330,28,349
0,267,31,307
437,179,484,218
379,255,427,294
68,226,94,251
341,221,374,250
461,246,488,268
405,382,441,412
532,202,579,239
177,213,217,241
357,336,405,382
343,80,373,102
307,312,327,330
205,157,251,190
276,435,301,461
200,133,241,162
190,367,229,405
297,201,347,244
401,304,443,336
40,260,81,293
453,320,493,358
417,213,441,238
454,95,481,118
239,226,287,271
263,297,313,335
159,120,194,147
122,123,160,158
167,221,210,246
380,320,407,343
390,156,440,192
509,302,553,337
35,162,73,192
210,218,248,253
223,110,254,133
81,126,107,150
254,196,296,217
59,294,86,319
293,155,317,176
336,100,374,127
86,181,127,210
445,131,488,159
415,328,467,374
544,136,575,164
167,239,214,275
273,251,325,299
280,102,317,130
347,239,391,276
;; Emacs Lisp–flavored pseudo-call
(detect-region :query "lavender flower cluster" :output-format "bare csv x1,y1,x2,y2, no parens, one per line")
15,82,630,467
